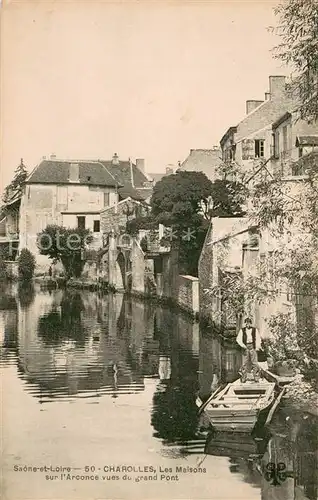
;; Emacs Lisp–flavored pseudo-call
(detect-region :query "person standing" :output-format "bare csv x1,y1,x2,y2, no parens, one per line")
236,317,262,382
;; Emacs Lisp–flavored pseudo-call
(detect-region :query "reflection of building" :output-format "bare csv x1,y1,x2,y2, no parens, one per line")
221,344,242,383
198,331,243,399
16,290,147,399
0,287,18,354
158,356,171,380
198,334,222,400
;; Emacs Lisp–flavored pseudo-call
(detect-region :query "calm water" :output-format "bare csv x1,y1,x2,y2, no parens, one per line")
1,283,317,500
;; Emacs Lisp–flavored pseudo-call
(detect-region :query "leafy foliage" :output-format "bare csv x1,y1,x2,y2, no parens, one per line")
127,171,245,276
271,0,318,122
210,179,247,217
37,225,93,279
18,248,36,281
37,292,85,346
151,171,214,224
126,215,157,236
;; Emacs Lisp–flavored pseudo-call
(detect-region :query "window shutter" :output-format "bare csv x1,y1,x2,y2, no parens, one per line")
241,139,255,160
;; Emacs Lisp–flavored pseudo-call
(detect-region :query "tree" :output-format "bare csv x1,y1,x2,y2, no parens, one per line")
126,171,245,276
151,171,214,224
152,171,246,274
271,0,318,122
2,159,28,203
37,225,93,279
210,179,247,217
18,248,36,281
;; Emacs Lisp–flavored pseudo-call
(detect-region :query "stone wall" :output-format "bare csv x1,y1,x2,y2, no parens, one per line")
100,198,147,235
155,273,164,297
161,247,179,298
178,275,199,313
131,239,145,293
198,224,213,321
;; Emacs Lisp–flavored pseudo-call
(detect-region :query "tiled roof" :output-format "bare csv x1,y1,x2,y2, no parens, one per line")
296,135,318,146
135,188,153,201
118,184,145,201
99,160,149,188
148,173,167,183
234,95,294,143
179,149,222,180
27,160,118,187
27,158,150,188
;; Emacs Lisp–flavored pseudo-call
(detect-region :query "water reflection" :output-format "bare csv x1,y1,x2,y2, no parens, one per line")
1,285,317,499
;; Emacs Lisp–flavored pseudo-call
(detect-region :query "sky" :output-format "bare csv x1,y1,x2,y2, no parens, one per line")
0,0,287,191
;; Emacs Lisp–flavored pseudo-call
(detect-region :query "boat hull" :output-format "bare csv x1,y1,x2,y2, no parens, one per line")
199,379,276,433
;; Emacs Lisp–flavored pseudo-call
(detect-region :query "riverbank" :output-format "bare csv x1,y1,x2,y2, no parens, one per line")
33,276,201,320
284,374,318,417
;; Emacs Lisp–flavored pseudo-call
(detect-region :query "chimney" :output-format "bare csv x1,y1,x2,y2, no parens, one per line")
265,92,271,101
50,153,57,159
112,153,119,165
69,163,80,183
136,158,145,173
269,76,286,98
246,100,264,115
129,157,135,188
166,166,173,174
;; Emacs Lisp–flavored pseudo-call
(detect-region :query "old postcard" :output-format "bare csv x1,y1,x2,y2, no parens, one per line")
1,0,317,499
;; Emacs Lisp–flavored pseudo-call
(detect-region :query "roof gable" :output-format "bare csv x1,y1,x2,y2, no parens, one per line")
179,149,221,180
235,95,294,143
27,160,118,187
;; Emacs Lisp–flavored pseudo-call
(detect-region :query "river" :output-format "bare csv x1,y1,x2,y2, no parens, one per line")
1,283,317,500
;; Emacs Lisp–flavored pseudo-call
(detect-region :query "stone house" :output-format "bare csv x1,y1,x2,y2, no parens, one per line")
271,111,318,177
199,217,292,337
178,148,221,181
19,154,150,269
220,75,293,181
199,75,318,338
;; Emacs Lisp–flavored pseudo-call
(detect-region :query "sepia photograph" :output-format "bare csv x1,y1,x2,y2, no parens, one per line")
1,0,317,499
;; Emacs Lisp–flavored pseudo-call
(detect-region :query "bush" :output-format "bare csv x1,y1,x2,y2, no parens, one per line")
18,248,36,281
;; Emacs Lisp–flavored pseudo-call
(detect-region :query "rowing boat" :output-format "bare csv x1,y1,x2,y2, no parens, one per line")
197,378,276,433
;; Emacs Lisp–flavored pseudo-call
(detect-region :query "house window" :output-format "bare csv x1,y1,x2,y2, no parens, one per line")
93,220,100,232
104,192,110,207
77,216,86,230
298,147,303,158
254,139,265,158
